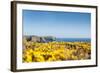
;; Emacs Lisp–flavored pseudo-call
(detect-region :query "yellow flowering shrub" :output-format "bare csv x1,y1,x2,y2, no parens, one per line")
23,41,91,63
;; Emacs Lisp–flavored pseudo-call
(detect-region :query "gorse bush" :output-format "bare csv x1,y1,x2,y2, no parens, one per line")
23,41,91,62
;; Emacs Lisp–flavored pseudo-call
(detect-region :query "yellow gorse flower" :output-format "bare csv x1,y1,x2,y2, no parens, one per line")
23,41,91,62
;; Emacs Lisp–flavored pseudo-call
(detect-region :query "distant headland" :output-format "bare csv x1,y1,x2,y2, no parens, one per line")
23,35,56,43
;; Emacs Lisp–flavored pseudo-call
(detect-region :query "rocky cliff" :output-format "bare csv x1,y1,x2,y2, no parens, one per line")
23,35,56,43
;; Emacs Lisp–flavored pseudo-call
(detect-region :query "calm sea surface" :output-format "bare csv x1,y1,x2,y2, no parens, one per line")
56,38,91,42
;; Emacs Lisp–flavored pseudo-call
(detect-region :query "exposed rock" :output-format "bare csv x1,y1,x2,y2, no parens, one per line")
23,35,56,43
31,36,41,42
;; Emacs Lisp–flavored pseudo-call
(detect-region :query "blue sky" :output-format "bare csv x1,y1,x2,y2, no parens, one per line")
23,10,91,38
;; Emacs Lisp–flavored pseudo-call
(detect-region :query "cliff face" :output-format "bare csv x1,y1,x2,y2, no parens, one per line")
23,35,56,43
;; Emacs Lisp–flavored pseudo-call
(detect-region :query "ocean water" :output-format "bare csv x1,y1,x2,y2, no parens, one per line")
56,38,91,42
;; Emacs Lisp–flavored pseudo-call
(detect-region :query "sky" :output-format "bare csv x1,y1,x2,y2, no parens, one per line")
23,10,91,38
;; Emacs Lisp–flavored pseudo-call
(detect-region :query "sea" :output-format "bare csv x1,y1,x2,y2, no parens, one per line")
56,38,91,42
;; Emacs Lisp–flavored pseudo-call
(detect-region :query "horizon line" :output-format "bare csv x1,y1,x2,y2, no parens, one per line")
23,35,90,39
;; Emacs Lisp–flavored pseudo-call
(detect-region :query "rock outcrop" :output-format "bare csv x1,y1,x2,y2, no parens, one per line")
23,35,56,43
